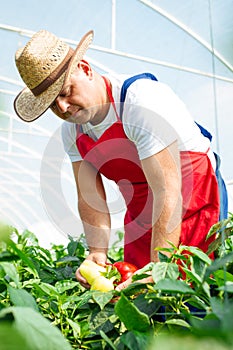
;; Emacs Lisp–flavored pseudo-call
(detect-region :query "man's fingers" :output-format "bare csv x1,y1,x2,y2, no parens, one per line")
75,267,90,288
115,275,154,291
115,277,133,291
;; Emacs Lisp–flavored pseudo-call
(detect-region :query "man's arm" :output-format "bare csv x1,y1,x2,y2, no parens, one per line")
72,160,111,287
141,141,182,262
116,141,182,291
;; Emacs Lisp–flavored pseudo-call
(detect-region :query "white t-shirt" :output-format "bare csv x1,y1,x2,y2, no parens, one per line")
62,73,215,168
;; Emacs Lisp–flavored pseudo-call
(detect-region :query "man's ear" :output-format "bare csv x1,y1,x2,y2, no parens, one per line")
78,60,93,78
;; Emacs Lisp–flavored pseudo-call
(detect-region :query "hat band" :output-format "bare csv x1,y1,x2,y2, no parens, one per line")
31,48,74,96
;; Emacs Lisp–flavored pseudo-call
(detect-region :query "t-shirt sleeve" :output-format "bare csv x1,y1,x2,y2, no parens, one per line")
122,80,179,160
61,122,82,162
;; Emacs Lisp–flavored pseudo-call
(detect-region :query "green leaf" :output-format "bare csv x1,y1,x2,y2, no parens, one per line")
67,239,86,258
206,218,231,240
155,247,174,253
182,268,202,284
67,318,81,338
218,282,233,293
19,229,39,246
54,265,74,280
207,227,233,255
0,306,72,350
120,281,149,297
147,333,230,350
131,263,154,282
134,293,162,317
120,330,150,350
209,297,233,331
201,281,211,299
54,280,80,294
165,318,191,328
8,285,39,311
0,322,30,350
100,330,118,350
205,252,233,280
209,297,226,321
154,278,195,294
73,290,94,308
135,262,154,275
22,278,41,289
207,237,224,256
158,252,169,262
33,282,60,297
0,223,16,243
38,268,56,284
152,262,179,283
0,262,20,287
34,246,53,265
214,270,233,284
92,290,114,310
0,265,6,279
7,240,38,277
191,255,207,278
0,251,19,262
88,307,115,336
132,273,151,282
183,295,207,311
114,293,150,332
55,256,80,265
180,246,211,265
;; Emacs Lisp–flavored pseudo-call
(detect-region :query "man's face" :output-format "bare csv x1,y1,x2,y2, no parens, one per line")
53,62,101,125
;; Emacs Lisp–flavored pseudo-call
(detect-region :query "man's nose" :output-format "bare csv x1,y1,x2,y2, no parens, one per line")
55,97,69,113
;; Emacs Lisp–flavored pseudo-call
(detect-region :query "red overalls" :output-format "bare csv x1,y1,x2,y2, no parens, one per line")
76,77,220,268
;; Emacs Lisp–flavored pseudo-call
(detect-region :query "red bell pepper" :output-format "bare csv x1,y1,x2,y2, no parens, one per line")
113,261,137,283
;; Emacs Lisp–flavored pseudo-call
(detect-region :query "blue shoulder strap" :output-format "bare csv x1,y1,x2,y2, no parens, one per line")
120,73,157,119
120,73,213,142
119,73,228,220
195,122,212,142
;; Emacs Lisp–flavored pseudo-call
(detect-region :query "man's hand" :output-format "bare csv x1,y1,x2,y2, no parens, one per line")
115,270,154,291
75,251,107,288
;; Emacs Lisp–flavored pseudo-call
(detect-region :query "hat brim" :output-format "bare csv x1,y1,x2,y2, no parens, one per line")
14,72,66,122
14,30,94,122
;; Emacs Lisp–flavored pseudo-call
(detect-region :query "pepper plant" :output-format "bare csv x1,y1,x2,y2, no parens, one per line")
0,215,233,349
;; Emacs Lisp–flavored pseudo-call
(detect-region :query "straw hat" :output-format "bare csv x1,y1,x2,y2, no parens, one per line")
14,29,94,122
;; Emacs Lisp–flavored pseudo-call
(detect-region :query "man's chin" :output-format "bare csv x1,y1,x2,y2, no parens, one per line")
66,114,89,124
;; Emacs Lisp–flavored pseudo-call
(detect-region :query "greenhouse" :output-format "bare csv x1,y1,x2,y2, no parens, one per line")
0,1,233,349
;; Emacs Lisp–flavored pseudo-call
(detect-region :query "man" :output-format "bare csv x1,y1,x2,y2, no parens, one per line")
14,29,227,290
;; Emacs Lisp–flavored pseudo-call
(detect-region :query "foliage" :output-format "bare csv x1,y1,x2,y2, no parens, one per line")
0,215,233,349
